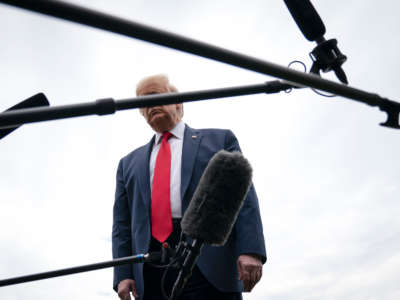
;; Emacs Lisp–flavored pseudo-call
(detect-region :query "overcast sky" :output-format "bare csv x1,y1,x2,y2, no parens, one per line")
1,1,400,299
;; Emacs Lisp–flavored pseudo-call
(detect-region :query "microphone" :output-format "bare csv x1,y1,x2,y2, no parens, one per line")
181,150,252,246
283,0,348,84
0,93,50,140
170,150,253,299
283,0,325,42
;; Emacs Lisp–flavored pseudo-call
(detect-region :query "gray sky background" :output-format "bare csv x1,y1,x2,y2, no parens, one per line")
1,1,400,299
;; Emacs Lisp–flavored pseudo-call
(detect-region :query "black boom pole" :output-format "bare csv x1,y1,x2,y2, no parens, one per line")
0,3,392,99
0,254,148,287
0,81,293,129
0,0,378,102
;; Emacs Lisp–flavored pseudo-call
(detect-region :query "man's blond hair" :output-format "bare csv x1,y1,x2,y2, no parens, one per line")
136,74,178,96
136,74,183,118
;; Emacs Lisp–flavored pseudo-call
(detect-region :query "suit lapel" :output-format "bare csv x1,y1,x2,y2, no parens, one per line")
137,136,155,214
181,125,202,206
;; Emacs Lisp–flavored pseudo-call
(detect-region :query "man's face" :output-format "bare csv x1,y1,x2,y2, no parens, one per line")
138,84,182,133
141,103,182,133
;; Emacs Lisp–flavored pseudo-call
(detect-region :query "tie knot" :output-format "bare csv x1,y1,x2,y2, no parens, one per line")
162,131,172,141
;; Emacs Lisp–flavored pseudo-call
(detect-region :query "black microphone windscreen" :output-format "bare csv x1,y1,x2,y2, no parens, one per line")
181,150,252,246
283,0,326,41
0,93,49,140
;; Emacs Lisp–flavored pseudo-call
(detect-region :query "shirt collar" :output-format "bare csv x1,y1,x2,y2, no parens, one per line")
154,121,185,145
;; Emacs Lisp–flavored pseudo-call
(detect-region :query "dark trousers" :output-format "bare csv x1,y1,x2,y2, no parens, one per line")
143,219,242,300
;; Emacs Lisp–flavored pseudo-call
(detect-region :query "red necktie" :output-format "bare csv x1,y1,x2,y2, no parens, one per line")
151,132,173,242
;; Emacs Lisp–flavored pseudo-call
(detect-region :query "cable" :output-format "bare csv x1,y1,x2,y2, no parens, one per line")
287,60,336,97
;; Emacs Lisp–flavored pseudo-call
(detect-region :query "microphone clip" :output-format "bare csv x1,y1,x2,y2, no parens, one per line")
309,38,348,84
160,242,177,265
169,237,204,300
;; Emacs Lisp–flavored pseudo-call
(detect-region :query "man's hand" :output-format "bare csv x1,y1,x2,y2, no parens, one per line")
237,254,262,292
117,279,139,300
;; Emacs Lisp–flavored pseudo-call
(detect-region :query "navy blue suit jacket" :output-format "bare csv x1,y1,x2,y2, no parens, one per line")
112,125,266,298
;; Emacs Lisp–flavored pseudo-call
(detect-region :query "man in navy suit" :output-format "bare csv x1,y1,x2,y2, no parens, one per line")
113,74,266,300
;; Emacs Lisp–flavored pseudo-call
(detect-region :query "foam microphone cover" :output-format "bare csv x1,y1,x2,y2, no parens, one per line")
0,93,49,140
283,0,326,41
181,150,252,246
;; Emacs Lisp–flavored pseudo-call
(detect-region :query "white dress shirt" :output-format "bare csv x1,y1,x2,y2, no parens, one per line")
149,121,184,218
